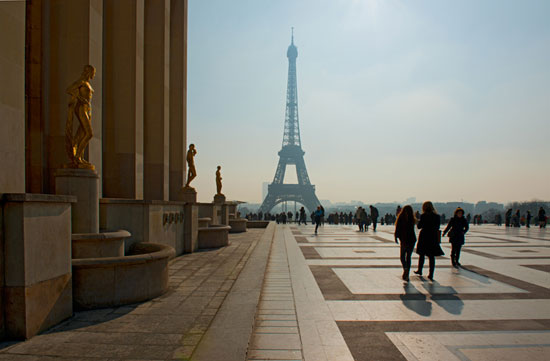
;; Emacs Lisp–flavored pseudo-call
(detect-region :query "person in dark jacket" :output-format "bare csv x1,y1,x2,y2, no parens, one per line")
505,208,512,227
414,201,443,281
370,205,379,231
314,206,323,234
539,207,547,228
394,205,417,281
442,207,469,268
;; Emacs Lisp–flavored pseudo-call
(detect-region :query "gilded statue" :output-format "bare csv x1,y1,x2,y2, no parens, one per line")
216,166,223,195
65,65,96,169
184,144,197,188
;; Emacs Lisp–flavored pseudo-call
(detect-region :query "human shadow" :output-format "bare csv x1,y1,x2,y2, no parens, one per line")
399,283,432,317
423,281,464,315
457,266,491,284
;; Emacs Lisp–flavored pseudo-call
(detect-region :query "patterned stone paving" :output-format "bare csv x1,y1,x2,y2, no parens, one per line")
281,223,550,360
0,229,267,361
1,223,548,360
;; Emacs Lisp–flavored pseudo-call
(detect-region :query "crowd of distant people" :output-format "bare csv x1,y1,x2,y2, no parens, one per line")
244,203,547,283
245,206,547,229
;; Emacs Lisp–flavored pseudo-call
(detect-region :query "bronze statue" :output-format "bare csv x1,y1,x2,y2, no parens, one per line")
65,64,96,169
216,166,223,195
184,144,197,188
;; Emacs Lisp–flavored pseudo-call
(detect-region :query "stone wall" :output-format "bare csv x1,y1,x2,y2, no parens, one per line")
99,199,186,255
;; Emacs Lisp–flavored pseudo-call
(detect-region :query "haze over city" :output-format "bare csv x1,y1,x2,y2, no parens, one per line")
188,0,550,205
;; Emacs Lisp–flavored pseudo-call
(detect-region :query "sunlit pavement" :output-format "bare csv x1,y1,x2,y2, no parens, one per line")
248,223,550,361
0,224,548,361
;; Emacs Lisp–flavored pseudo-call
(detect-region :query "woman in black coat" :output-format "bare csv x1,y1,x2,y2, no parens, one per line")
414,201,443,281
394,205,417,281
442,207,469,268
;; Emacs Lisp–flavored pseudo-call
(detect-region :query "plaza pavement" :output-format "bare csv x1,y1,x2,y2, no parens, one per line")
249,223,549,361
1,223,549,360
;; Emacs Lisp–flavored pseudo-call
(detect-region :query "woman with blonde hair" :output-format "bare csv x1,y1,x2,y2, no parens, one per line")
442,207,469,267
414,201,443,281
394,205,417,281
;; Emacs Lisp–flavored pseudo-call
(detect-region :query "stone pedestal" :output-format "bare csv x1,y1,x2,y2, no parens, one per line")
181,187,197,203
1,193,75,339
183,203,198,253
221,203,230,226
213,194,226,204
55,169,100,233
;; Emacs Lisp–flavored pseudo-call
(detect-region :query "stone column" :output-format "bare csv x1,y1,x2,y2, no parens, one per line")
43,0,103,195
25,0,45,194
144,0,170,201
169,0,188,201
102,0,144,199
0,1,25,194
0,0,26,339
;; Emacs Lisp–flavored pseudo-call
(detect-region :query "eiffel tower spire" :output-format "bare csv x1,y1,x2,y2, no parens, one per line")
259,31,321,214
283,28,301,148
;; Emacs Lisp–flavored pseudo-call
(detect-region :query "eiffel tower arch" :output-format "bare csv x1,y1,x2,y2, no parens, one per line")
259,30,321,214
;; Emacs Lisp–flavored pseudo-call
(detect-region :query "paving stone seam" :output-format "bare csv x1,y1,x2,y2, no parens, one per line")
178,232,266,359
247,225,304,361
191,223,276,361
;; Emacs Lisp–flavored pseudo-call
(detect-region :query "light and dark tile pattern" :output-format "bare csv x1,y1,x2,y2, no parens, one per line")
288,223,550,360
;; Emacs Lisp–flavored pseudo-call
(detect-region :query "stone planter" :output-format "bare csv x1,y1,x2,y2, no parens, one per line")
247,220,270,228
198,225,231,249
72,242,175,310
198,217,211,228
72,230,130,259
228,218,247,233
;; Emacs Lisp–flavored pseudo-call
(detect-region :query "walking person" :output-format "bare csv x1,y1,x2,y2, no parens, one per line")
314,206,323,235
414,201,443,281
526,211,532,228
394,205,417,281
539,207,546,228
370,205,379,231
442,207,469,268
505,208,512,227
298,207,306,225
360,207,368,232
396,205,402,217
355,207,363,231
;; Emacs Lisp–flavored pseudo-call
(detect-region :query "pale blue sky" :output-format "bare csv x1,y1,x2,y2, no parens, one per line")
188,0,550,204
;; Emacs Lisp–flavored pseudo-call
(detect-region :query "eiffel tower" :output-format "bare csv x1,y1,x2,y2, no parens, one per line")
259,30,321,214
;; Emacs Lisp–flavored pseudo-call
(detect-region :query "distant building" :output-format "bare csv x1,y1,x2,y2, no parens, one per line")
475,201,504,214
405,197,416,204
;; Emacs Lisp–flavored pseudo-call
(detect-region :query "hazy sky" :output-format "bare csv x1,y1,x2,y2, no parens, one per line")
188,0,550,205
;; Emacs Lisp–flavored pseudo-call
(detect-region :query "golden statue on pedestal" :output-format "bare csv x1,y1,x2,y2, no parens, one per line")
65,65,96,170
216,166,224,196
184,144,197,189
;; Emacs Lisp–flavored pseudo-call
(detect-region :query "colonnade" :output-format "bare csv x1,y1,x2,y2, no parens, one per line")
20,0,188,201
